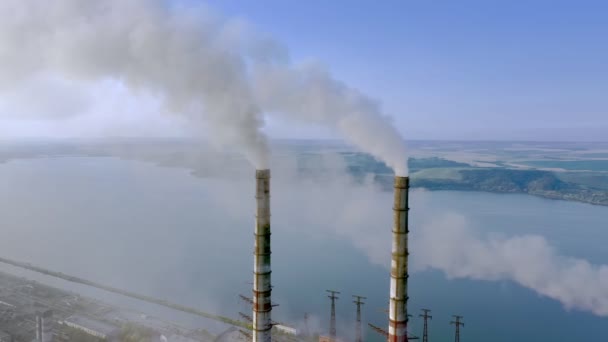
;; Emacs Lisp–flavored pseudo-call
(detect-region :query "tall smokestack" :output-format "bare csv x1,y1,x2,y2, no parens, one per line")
388,176,409,342
253,169,272,342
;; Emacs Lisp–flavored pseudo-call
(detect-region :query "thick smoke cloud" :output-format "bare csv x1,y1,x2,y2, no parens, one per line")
253,64,409,175
0,74,91,120
411,213,608,316
0,0,269,168
0,0,408,174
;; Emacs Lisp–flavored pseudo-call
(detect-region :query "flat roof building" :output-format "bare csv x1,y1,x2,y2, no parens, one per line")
61,315,120,340
160,334,201,342
274,325,298,336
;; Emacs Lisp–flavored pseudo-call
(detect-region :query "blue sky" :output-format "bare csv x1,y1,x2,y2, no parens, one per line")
204,0,607,141
1,0,606,141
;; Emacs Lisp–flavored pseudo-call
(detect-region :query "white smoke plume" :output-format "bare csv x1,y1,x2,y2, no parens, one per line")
252,63,409,176
411,213,608,316
0,0,269,168
0,0,408,174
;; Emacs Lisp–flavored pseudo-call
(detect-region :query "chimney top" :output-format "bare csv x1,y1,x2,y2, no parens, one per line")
256,169,270,179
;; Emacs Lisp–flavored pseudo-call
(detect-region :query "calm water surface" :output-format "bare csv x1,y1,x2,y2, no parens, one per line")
0,157,607,341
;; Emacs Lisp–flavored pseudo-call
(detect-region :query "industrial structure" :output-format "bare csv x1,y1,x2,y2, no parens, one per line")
368,323,388,339
0,164,468,342
419,309,432,342
326,290,340,341
35,309,53,342
352,295,366,342
61,315,120,340
451,316,464,342
253,169,272,342
303,313,309,337
388,176,410,342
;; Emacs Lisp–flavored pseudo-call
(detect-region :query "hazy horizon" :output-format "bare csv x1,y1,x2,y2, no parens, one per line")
1,1,606,143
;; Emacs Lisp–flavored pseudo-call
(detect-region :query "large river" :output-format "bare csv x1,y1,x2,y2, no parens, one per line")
0,157,607,341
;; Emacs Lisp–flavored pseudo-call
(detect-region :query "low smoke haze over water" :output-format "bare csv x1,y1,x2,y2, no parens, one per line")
1,144,607,341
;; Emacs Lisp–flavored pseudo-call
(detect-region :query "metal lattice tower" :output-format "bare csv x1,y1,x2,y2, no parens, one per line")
304,313,309,336
353,295,366,342
450,315,464,342
327,290,340,340
419,309,432,342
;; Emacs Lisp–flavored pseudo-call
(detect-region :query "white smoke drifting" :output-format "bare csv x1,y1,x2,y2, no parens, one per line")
253,63,408,176
412,213,608,316
0,0,268,167
0,0,408,175
328,181,608,317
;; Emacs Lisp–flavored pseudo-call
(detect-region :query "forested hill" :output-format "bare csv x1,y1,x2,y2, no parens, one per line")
342,155,608,206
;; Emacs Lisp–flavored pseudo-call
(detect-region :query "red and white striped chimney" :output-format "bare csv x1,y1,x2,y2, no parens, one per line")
253,169,272,342
388,176,409,342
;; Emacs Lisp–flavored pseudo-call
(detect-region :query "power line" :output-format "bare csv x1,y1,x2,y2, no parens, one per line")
352,295,366,342
326,290,340,340
304,313,310,337
450,315,464,342
419,309,432,342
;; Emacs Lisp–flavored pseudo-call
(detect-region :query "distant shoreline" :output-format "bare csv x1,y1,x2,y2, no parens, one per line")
2,140,608,208
408,185,608,207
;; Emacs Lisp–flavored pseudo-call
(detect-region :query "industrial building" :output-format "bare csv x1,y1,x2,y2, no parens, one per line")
160,333,202,342
60,315,120,340
273,324,297,336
